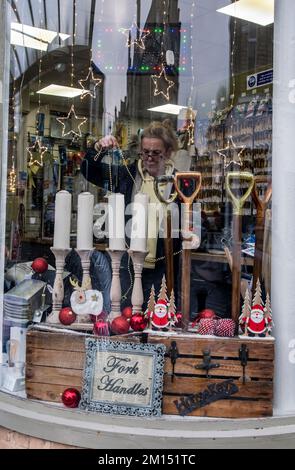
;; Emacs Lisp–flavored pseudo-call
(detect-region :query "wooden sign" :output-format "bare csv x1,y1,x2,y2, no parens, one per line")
79,338,166,417
174,379,239,417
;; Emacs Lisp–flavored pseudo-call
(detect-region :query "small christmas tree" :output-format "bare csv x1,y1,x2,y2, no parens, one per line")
252,278,263,307
264,292,272,336
169,289,176,317
147,285,156,314
168,289,176,330
158,275,168,302
239,288,252,335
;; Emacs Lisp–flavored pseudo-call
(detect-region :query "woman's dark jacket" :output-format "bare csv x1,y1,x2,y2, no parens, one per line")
81,147,181,309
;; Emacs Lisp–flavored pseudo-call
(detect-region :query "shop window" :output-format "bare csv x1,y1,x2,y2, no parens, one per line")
0,0,273,418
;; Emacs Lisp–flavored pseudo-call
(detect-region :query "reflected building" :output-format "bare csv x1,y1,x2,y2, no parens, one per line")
118,0,181,131
230,19,273,99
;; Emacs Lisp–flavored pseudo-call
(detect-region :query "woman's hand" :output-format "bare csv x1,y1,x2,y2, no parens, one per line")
94,135,118,152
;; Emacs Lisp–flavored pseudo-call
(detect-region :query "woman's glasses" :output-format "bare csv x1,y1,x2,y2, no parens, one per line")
139,149,164,159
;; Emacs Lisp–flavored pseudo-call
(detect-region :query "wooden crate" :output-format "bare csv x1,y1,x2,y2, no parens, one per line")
147,333,275,419
25,330,140,403
26,330,274,418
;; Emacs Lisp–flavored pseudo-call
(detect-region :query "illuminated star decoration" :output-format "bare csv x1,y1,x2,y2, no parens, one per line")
56,104,88,138
27,138,48,168
151,65,175,101
119,21,150,49
78,67,102,100
217,136,245,170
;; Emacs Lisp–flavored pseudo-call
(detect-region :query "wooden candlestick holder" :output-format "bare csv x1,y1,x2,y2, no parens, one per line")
75,248,94,324
75,249,94,290
47,247,71,324
128,250,147,315
108,249,125,322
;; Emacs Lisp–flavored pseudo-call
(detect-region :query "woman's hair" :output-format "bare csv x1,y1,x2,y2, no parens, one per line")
141,121,178,153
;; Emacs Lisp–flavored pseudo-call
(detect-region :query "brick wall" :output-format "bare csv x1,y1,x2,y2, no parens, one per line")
0,427,79,449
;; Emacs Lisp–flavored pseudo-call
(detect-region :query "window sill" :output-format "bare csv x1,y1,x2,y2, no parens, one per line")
0,391,295,448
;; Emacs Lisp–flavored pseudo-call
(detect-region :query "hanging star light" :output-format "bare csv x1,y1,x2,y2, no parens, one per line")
151,65,175,101
119,20,150,49
27,138,48,168
56,104,88,138
217,136,245,170
78,67,102,100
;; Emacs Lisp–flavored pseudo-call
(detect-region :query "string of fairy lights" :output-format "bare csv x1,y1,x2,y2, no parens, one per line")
188,1,196,109
56,0,88,139
8,1,19,193
217,0,245,170
186,0,197,146
37,0,43,123
71,0,77,89
151,0,175,102
160,0,167,63
9,50,17,194
26,0,48,168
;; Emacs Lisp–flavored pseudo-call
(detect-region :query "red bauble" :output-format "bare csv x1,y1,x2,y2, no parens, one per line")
93,320,110,337
31,257,48,274
59,307,77,326
130,313,148,332
192,309,217,328
61,388,81,408
122,306,133,321
111,316,130,335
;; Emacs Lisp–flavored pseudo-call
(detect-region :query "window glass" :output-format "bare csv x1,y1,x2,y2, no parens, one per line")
1,0,273,398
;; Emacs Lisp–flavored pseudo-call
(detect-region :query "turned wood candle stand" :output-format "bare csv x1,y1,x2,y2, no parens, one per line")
128,250,147,315
46,247,71,324
108,249,125,322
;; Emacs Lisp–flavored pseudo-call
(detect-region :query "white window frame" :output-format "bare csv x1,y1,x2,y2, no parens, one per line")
0,0,11,363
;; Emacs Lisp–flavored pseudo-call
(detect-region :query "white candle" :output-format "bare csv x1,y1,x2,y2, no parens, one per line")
130,193,149,252
108,193,126,251
77,192,94,250
53,190,72,249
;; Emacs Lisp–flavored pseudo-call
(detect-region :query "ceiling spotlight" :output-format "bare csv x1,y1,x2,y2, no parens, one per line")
217,0,274,27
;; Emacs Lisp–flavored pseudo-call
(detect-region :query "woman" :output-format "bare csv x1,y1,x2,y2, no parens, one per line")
81,121,186,308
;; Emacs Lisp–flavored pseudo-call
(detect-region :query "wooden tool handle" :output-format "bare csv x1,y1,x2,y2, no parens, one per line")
164,212,174,295
252,176,272,293
252,176,272,218
174,172,202,204
154,175,178,205
231,215,242,323
181,249,192,332
226,172,255,215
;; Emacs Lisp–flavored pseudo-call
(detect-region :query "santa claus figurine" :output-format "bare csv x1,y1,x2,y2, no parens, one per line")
147,299,175,330
244,304,269,337
145,278,176,330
